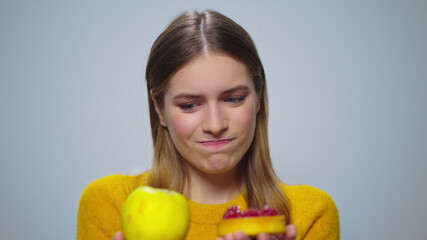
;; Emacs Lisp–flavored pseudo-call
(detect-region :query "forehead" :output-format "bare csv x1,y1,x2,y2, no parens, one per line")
165,53,253,96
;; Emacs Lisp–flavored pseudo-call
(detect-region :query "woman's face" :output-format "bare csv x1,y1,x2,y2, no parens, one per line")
156,53,259,175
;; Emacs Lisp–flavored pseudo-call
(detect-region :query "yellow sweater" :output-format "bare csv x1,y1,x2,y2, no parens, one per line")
77,173,339,240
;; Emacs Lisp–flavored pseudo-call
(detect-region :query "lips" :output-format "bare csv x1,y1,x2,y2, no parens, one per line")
197,138,235,149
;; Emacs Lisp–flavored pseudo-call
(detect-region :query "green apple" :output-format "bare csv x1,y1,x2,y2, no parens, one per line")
121,186,190,240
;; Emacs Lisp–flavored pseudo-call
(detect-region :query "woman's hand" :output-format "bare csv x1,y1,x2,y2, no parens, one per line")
113,232,125,240
113,225,296,240
217,224,297,240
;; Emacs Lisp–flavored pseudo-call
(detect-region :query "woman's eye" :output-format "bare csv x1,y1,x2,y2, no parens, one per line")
178,103,199,112
224,96,246,105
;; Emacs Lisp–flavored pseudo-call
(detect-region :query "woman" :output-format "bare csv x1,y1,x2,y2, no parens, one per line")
77,10,339,240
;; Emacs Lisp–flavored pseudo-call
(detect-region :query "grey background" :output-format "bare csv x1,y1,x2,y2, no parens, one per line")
1,0,426,239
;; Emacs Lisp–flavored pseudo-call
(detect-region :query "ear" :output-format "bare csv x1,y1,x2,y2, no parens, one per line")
150,90,167,127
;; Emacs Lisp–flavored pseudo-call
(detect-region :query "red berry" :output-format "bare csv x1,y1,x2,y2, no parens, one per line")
243,208,261,217
223,206,242,219
260,205,279,216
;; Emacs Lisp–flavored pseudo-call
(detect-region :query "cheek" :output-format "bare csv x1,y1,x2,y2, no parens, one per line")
167,112,198,141
232,105,257,129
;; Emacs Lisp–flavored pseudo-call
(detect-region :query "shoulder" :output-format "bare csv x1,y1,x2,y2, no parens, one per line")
79,172,150,208
281,184,336,206
281,184,338,214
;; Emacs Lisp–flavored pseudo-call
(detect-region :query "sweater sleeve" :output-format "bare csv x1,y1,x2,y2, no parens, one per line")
77,175,133,240
284,185,340,240
302,187,340,240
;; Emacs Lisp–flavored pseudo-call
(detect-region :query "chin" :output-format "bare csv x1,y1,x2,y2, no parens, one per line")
204,161,239,175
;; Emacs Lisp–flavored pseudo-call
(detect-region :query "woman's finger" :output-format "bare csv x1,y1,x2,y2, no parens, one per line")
224,233,235,240
112,232,125,240
234,231,251,240
257,233,270,240
283,225,297,240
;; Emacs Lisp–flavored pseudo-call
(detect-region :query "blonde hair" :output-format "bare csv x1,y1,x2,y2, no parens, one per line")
145,10,291,223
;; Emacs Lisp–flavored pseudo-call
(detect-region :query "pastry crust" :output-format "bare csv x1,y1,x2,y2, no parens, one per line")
218,215,286,236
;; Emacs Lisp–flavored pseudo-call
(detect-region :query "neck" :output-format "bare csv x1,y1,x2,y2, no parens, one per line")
184,165,243,204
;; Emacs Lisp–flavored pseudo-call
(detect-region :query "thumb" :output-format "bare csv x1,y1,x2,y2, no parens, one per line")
113,232,125,240
283,225,297,240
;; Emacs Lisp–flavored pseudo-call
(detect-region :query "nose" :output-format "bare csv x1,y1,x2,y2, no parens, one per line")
201,103,228,136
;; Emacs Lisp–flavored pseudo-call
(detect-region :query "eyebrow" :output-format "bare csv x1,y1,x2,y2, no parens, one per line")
172,85,250,100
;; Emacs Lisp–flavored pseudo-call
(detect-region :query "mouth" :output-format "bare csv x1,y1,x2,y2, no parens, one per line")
197,138,235,149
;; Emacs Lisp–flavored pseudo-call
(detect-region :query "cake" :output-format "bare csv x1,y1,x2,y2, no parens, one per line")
217,206,286,237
